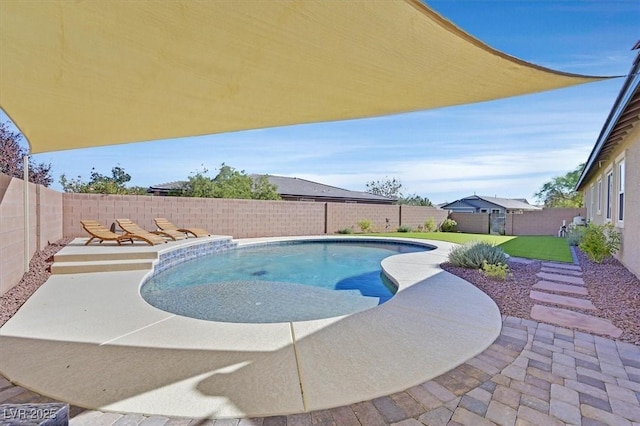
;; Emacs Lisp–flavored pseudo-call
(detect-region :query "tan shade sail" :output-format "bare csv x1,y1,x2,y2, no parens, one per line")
1,0,607,154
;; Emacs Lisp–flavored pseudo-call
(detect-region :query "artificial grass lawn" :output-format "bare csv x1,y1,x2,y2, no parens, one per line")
370,232,573,263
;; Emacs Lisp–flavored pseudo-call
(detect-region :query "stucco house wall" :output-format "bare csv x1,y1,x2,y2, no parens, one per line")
581,123,640,277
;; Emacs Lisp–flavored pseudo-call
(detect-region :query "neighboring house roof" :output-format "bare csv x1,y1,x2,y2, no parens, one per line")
148,175,396,203
441,195,541,211
577,44,640,190
252,175,395,203
148,181,185,191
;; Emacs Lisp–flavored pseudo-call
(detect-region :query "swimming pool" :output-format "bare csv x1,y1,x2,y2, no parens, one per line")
141,240,430,323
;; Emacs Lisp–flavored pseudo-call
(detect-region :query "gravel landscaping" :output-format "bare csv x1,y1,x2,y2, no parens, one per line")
2,238,639,345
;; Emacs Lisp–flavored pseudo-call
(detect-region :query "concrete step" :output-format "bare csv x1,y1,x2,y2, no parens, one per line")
54,250,158,263
540,267,583,276
541,262,581,271
529,290,595,310
51,259,155,274
532,281,588,296
530,305,623,339
536,272,585,286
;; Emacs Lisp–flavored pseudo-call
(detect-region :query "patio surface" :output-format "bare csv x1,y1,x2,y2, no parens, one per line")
2,317,639,425
0,236,503,420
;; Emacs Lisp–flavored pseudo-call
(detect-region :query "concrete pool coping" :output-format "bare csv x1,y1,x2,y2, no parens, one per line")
0,235,502,419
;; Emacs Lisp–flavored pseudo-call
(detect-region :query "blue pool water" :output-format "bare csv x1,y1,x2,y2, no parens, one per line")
141,240,430,323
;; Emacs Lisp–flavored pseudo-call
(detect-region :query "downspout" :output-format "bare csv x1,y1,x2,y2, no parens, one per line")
23,155,29,272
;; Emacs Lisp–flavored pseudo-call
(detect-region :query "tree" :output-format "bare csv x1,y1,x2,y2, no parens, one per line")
366,177,402,199
60,166,147,194
534,163,585,208
399,194,433,206
0,121,53,186
252,175,281,200
182,164,281,200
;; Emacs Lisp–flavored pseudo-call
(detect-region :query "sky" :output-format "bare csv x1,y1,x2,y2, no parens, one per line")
2,1,639,205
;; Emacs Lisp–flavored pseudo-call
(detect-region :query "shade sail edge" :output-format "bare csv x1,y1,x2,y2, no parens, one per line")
0,0,616,154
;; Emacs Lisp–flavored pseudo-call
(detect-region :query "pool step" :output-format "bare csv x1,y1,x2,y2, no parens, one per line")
51,259,155,274
54,250,158,263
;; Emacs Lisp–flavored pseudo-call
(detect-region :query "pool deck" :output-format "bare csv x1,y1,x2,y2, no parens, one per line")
0,236,503,419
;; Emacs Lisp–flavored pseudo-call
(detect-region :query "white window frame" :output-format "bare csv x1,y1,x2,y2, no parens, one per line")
605,169,613,221
589,184,595,220
617,154,625,226
596,178,602,215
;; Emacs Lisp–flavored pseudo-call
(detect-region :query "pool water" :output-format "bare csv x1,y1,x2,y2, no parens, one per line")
141,240,429,323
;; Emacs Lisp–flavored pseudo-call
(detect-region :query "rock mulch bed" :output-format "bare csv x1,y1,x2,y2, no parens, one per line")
442,250,640,345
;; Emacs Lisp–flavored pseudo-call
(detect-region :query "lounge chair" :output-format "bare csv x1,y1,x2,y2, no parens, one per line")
81,220,135,245
154,217,211,238
115,219,171,245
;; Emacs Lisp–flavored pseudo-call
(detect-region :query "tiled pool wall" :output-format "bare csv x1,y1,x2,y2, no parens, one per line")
152,238,238,276
238,237,436,251
146,236,434,284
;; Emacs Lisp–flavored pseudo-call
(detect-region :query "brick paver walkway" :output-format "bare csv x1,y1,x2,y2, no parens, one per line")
1,316,639,425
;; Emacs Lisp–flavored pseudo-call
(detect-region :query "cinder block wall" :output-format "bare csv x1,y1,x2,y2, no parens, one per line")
326,203,399,233
37,185,64,248
0,174,63,295
451,212,489,234
399,205,449,230
506,208,586,236
62,194,325,238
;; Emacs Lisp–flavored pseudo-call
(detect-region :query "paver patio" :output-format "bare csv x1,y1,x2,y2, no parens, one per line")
1,316,639,425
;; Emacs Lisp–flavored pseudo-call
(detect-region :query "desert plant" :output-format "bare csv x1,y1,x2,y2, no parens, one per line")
424,217,437,232
357,219,373,233
337,227,353,234
481,261,511,281
579,223,621,263
440,218,457,232
448,241,508,269
397,225,412,233
566,225,585,246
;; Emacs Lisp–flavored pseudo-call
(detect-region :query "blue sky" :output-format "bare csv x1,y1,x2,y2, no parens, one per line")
3,1,639,205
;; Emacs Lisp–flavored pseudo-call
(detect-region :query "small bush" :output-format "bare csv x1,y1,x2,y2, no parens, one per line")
566,226,585,246
579,223,621,263
357,219,373,233
482,261,510,281
424,217,437,232
337,227,353,234
440,218,457,232
448,241,508,269
397,225,412,233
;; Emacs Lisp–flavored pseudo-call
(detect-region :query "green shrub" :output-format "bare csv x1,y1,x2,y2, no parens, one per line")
440,218,457,232
357,219,373,233
482,261,510,281
397,225,412,233
579,223,621,263
337,227,353,234
448,241,508,269
566,226,585,246
424,217,437,232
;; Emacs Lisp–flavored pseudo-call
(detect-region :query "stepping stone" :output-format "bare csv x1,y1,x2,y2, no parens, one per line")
541,262,581,271
529,290,596,310
530,305,623,339
540,267,582,276
536,272,584,286
532,281,588,296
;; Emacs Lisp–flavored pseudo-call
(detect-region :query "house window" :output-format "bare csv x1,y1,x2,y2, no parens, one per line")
606,170,613,220
480,208,488,213
597,179,602,214
618,160,625,223
492,209,500,215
